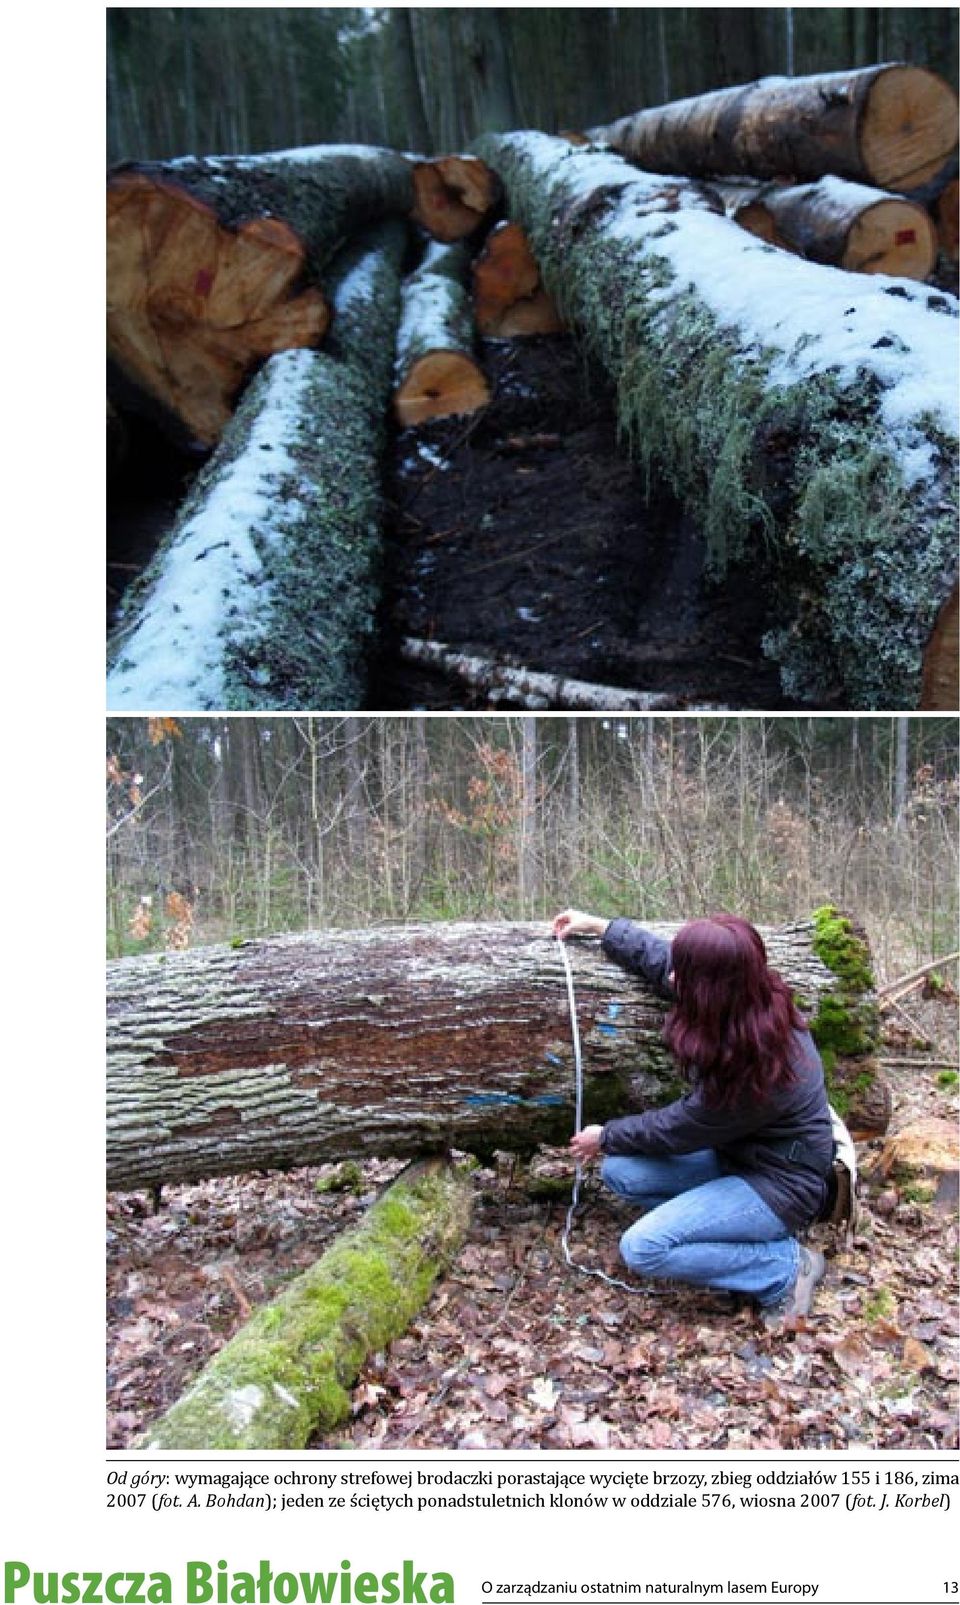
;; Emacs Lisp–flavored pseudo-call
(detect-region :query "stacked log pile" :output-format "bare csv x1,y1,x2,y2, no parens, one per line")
108,64,959,711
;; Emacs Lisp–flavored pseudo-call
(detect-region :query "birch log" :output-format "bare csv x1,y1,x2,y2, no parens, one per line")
107,914,884,1193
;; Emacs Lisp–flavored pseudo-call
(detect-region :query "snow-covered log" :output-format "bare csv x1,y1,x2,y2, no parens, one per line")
473,222,564,336
107,222,407,712
589,65,959,195
140,1158,473,1449
410,154,500,241
473,132,959,709
106,914,885,1194
393,241,490,425
399,638,727,710
107,145,414,447
728,176,937,280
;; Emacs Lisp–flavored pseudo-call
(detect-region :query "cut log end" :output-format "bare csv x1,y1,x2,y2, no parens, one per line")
843,197,937,277
107,171,330,445
394,351,490,426
863,65,960,192
411,156,499,241
473,221,564,336
921,585,960,710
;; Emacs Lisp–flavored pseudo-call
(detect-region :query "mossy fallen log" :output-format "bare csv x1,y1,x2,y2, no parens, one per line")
107,146,415,446
106,221,407,712
588,65,959,194
472,132,959,710
393,241,490,425
107,913,884,1193
139,1158,472,1449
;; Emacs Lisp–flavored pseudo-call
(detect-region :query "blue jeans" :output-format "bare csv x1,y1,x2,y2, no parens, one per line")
601,1150,798,1307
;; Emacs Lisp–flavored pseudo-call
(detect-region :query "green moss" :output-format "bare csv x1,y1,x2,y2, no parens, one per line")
139,1160,472,1450
314,1161,364,1194
936,1070,959,1090
863,1287,897,1322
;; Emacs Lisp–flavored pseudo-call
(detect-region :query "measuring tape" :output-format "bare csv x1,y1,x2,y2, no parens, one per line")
555,934,667,1297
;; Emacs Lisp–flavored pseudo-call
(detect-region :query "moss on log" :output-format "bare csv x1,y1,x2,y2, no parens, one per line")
394,241,490,425
107,221,407,712
106,916,884,1193
472,132,959,710
139,1158,472,1449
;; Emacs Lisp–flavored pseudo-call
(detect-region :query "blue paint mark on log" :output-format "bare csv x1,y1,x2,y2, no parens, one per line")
545,1052,563,1066
607,1003,623,1019
597,1023,619,1037
464,1093,567,1108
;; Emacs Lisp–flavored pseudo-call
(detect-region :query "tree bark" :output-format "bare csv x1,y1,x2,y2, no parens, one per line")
107,223,408,713
472,132,959,711
393,241,490,426
472,222,564,337
588,65,959,194
935,176,959,263
107,146,414,446
728,177,937,280
107,915,884,1193
139,1158,472,1449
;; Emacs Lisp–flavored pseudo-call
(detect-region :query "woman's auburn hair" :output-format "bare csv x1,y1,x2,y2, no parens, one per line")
664,913,805,1107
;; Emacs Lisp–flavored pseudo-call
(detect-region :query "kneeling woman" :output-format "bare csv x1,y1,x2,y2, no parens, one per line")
553,909,833,1325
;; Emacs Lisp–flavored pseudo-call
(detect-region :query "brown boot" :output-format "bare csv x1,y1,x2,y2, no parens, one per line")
760,1246,825,1329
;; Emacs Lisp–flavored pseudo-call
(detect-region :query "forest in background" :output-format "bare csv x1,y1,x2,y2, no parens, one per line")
106,716,959,980
106,7,960,165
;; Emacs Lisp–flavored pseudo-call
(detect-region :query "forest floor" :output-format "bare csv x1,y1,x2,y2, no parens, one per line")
107,987,959,1452
108,336,826,711
370,337,803,711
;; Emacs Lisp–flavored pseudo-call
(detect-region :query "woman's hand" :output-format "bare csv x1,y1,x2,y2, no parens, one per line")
553,908,609,940
569,1124,604,1164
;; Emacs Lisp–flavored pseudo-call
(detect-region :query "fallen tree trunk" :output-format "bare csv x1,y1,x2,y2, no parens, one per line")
729,176,937,279
107,912,884,1193
410,154,500,241
107,145,414,446
589,65,959,194
107,222,407,712
472,132,959,710
399,637,728,710
139,1158,472,1449
393,241,490,425
473,222,564,336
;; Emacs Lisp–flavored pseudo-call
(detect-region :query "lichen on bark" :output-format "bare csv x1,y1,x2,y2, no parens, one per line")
472,132,959,709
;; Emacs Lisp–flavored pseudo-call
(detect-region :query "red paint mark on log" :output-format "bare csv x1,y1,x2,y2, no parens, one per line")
895,229,917,245
194,267,214,296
